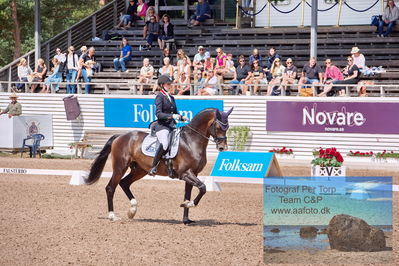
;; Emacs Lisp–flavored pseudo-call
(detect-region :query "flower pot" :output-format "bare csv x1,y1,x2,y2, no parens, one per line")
275,153,295,159
311,165,346,177
346,156,374,163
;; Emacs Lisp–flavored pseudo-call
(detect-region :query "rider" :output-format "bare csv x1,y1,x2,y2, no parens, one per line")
149,75,187,176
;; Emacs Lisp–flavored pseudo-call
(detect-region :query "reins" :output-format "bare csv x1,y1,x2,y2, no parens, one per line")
185,124,216,143
184,120,227,144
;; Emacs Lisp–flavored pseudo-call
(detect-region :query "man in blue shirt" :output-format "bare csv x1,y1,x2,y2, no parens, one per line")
189,0,212,27
113,38,132,72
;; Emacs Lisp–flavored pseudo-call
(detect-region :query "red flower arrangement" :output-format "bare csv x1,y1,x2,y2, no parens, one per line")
269,147,293,154
376,150,399,159
311,147,344,167
347,151,373,157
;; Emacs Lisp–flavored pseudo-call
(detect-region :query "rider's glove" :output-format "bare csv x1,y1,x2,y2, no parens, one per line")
172,114,181,120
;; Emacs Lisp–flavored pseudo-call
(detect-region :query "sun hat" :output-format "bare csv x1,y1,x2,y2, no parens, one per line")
351,47,360,54
9,92,18,99
198,46,204,51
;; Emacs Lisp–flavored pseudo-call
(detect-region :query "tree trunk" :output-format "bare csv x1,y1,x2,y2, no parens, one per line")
10,0,22,59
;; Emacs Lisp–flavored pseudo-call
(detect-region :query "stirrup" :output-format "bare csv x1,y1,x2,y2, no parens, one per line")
148,167,157,176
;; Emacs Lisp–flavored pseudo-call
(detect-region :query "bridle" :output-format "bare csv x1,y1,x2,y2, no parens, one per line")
185,119,228,145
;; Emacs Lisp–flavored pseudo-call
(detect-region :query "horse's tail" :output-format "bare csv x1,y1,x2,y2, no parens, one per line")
85,134,119,185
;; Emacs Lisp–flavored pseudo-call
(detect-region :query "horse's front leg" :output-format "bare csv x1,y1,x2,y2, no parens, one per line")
180,170,206,209
183,182,194,225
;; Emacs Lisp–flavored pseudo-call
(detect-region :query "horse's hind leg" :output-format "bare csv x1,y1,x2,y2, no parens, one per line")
106,164,129,221
119,165,147,219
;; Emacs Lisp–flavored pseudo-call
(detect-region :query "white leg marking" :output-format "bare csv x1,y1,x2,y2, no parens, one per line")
180,200,196,208
108,211,121,221
128,198,138,219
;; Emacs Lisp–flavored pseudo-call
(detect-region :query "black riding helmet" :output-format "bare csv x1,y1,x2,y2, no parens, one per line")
157,75,173,86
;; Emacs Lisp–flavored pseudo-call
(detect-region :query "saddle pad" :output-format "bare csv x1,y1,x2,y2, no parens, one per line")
141,129,181,159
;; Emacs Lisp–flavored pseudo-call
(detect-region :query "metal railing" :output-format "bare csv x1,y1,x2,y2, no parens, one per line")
0,0,125,89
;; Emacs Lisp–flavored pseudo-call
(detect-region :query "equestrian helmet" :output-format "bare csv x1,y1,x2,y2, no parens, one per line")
158,75,173,85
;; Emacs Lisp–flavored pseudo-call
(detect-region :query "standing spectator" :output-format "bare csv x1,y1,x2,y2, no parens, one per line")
229,55,251,95
264,47,281,81
65,46,79,94
143,6,159,39
377,0,399,37
298,57,323,97
197,70,219,95
116,0,137,29
113,38,132,72
143,16,160,50
0,93,22,117
280,58,298,95
161,47,174,66
318,56,360,97
76,46,87,82
351,47,366,71
266,58,285,96
16,58,32,92
79,47,97,94
137,58,154,94
248,48,263,67
54,48,66,75
43,58,62,93
193,46,208,72
159,14,174,50
175,71,191,95
189,0,212,27
246,59,266,95
30,58,47,93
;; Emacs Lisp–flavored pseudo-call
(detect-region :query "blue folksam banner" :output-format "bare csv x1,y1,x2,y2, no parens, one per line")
104,98,224,128
211,152,274,178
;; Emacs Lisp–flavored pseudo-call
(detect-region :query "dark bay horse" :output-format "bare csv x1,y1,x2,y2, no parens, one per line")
85,107,233,224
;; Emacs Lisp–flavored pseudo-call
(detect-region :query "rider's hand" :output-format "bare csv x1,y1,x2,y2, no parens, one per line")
172,114,181,120
180,116,188,122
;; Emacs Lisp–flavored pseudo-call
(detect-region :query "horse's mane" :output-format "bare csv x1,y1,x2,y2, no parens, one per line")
188,108,216,128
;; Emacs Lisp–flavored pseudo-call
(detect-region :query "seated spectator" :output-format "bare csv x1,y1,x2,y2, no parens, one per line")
79,47,97,94
176,49,192,66
246,59,266,95
137,58,154,94
16,58,32,92
193,69,205,95
214,47,227,83
229,55,251,95
298,57,323,97
0,93,22,118
161,47,174,66
113,38,132,72
322,59,343,84
225,53,236,75
176,57,191,81
175,72,191,95
189,0,212,27
43,58,62,93
279,58,298,95
377,0,399,37
264,47,281,81
248,48,263,67
135,0,148,22
197,70,219,95
351,47,366,73
116,0,137,29
76,46,87,82
143,6,159,39
143,16,160,50
152,57,174,93
65,46,79,94
266,58,285,96
193,46,209,72
318,56,360,97
30,58,47,93
204,57,215,73
159,14,174,50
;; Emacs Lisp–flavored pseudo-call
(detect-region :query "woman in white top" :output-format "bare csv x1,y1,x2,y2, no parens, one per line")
17,58,32,92
175,71,191,95
197,71,218,96
351,47,366,69
267,58,286,96
152,57,174,93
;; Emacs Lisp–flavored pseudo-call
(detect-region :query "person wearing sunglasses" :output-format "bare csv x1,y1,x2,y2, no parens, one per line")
318,56,360,97
65,46,79,93
143,16,160,50
229,55,251,95
279,58,297,96
298,57,323,97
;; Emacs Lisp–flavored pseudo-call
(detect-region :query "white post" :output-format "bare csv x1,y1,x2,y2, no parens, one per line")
34,0,41,63
310,0,317,59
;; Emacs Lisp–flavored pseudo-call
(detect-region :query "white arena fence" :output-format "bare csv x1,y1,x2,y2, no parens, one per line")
1,92,399,161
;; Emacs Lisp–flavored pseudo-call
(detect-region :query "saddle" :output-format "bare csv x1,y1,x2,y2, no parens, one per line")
141,128,181,159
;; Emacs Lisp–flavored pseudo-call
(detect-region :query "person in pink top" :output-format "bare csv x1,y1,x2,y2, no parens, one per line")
135,0,148,20
214,47,227,80
322,59,343,83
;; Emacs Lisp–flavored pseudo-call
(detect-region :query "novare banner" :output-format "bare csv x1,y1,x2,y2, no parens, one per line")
266,101,399,134
104,98,223,128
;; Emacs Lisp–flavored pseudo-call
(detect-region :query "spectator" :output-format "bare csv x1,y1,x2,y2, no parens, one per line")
113,38,132,72
189,0,212,27
175,71,191,95
193,69,205,95
137,58,154,94
143,15,160,50
135,0,148,21
176,57,191,81
229,55,251,95
30,58,47,93
65,46,79,94
322,59,343,84
298,57,323,97
116,0,137,29
214,47,227,75
176,49,192,69
16,58,32,92
264,47,281,81
266,58,285,96
54,47,66,74
75,46,87,82
318,56,360,97
204,57,215,72
351,47,366,71
0,93,22,118
377,0,399,37
159,14,174,50
246,59,266,95
152,57,174,93
143,6,159,39
43,58,62,93
161,47,174,66
248,48,263,67
193,46,209,72
225,53,236,75
280,58,298,96
197,70,219,95
79,47,97,94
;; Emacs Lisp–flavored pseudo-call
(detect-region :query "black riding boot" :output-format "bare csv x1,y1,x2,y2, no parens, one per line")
149,144,165,176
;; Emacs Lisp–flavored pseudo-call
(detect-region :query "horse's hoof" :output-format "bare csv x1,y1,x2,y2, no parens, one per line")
108,212,121,221
127,199,138,219
180,200,195,208
183,219,195,225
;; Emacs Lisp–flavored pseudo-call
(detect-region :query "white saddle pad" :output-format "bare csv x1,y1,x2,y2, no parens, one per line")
141,129,181,159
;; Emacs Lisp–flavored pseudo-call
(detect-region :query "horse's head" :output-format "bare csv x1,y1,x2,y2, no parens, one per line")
211,107,233,152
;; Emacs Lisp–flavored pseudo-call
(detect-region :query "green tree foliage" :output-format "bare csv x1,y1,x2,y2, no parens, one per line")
0,0,103,68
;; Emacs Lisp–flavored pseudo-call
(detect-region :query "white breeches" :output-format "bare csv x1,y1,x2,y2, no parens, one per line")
156,129,170,150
